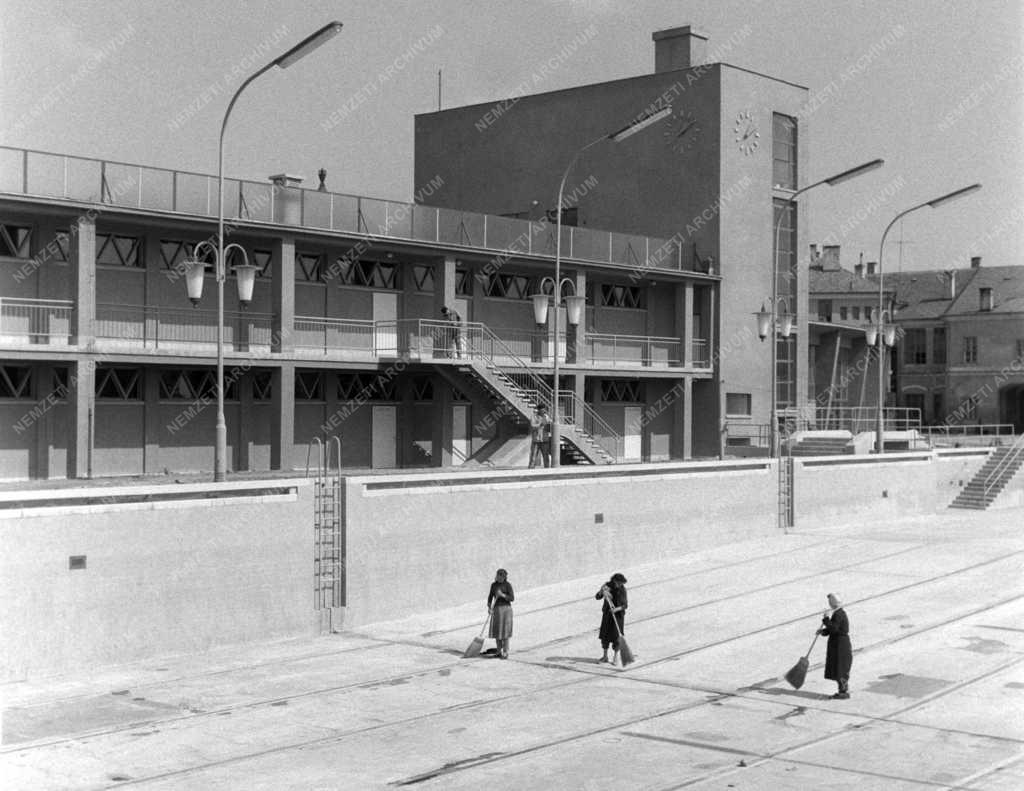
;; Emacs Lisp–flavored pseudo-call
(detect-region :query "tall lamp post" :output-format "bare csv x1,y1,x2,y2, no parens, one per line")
182,21,343,481
764,158,884,457
546,106,671,466
871,183,981,454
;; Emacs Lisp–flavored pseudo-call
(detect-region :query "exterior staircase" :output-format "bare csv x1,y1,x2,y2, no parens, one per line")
949,438,1024,510
789,435,852,457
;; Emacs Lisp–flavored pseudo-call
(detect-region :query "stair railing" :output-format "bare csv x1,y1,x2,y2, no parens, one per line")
983,432,1024,498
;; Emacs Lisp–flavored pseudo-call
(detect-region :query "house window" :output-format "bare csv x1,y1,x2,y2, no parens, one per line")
773,199,797,306
252,249,272,278
904,329,927,365
1017,339,1024,362
481,272,535,300
600,380,642,402
412,264,434,292
253,371,273,401
980,287,993,311
865,306,873,323
333,258,400,289
337,372,397,401
932,392,943,423
600,284,642,309
0,365,33,399
772,113,798,190
54,231,70,262
411,376,434,401
776,336,796,408
295,371,324,401
297,252,324,282
159,369,237,401
95,367,142,400
726,392,752,417
96,233,141,267
933,327,947,365
456,269,472,296
851,306,861,320
839,306,848,320
963,336,978,364
0,223,32,258
817,300,832,322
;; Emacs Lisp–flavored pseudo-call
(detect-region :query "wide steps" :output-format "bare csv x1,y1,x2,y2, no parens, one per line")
790,437,851,457
947,445,1024,510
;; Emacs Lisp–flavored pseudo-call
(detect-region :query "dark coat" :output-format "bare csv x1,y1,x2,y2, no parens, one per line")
820,607,852,680
596,583,627,645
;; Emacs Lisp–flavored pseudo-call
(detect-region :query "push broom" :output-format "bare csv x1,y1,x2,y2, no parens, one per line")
462,612,491,658
604,592,634,667
784,630,820,689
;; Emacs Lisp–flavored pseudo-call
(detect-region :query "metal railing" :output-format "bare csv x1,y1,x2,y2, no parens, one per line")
0,297,73,345
293,316,375,356
983,432,1024,497
725,422,771,448
691,338,710,368
0,145,709,273
919,424,1015,447
802,406,922,434
95,303,273,350
584,332,682,367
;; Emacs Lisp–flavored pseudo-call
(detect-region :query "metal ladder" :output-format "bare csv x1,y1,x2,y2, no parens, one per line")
306,436,344,632
778,447,794,531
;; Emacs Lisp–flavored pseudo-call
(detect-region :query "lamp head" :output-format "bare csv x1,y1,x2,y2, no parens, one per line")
755,303,771,341
927,183,982,209
825,158,884,186
565,295,585,326
184,259,206,307
865,325,878,347
608,106,672,143
531,293,550,326
275,22,343,69
234,263,259,308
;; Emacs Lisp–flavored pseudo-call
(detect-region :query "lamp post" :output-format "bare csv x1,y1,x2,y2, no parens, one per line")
765,159,884,457
547,106,671,466
871,183,981,454
183,21,343,481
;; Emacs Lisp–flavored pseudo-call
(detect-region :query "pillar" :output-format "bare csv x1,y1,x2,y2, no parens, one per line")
70,216,96,347
677,281,695,367
570,270,586,364
237,370,254,471
68,358,95,478
673,376,692,459
431,373,453,467
143,367,161,473
31,363,53,479
434,255,457,318
271,362,295,470
272,237,295,353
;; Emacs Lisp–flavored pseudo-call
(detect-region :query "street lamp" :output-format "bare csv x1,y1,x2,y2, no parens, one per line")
184,20,343,481
765,158,884,457
871,183,981,454
548,106,671,466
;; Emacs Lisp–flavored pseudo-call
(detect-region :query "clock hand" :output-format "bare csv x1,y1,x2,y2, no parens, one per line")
676,121,695,137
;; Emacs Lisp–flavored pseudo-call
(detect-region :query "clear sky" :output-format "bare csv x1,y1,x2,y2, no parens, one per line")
1,0,1021,273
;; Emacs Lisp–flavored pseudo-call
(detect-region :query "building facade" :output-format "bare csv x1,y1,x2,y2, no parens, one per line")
415,25,811,450
0,145,716,480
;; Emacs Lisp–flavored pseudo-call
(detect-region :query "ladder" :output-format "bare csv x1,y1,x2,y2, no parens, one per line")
778,450,794,531
307,436,344,632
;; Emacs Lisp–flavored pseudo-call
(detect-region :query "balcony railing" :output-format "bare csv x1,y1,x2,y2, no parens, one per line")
0,145,710,273
691,338,710,368
0,297,73,345
798,406,923,434
95,303,273,351
293,316,375,357
585,332,681,367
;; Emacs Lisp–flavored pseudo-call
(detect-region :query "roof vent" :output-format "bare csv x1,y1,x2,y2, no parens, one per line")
652,26,708,72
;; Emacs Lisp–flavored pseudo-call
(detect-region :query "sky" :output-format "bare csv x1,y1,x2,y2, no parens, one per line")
1,0,1021,273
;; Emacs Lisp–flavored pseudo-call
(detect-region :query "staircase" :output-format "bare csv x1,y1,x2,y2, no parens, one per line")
949,438,1024,510
789,435,852,457
419,319,621,464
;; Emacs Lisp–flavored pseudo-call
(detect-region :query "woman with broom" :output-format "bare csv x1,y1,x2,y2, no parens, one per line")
596,573,628,665
819,593,852,699
487,568,515,659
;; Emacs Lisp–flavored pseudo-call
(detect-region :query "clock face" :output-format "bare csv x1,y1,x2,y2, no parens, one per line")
734,110,760,156
663,108,701,153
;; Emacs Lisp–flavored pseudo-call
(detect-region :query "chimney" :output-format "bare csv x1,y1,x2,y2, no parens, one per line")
866,261,877,275
821,245,841,271
269,173,304,224
854,263,864,278
970,255,982,268
653,26,708,72
947,270,957,299
317,168,327,192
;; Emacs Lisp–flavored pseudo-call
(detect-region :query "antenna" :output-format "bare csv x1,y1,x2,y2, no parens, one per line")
437,69,442,111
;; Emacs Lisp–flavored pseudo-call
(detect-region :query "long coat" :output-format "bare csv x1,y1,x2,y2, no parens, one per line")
596,584,627,645
820,607,852,680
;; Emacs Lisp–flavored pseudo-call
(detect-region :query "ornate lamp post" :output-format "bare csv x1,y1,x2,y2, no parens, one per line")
182,21,343,481
871,183,981,453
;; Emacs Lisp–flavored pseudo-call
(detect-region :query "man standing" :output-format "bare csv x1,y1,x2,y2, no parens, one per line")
529,404,552,468
448,305,464,358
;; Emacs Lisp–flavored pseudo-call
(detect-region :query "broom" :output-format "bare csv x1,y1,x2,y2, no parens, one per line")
784,631,820,689
604,592,634,667
462,613,491,658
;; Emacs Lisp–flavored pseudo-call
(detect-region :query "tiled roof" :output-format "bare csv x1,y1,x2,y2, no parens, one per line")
946,265,1024,315
808,268,881,294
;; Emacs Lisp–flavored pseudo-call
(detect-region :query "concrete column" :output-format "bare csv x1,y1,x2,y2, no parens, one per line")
399,375,415,466
434,255,457,318
678,282,695,367
270,174,304,225
673,376,692,459
431,373,453,467
143,367,161,474
70,216,96,347
470,262,485,324
569,270,586,364
271,362,295,470
272,237,295,353
32,363,53,479
68,358,95,478
143,235,162,348
236,370,254,471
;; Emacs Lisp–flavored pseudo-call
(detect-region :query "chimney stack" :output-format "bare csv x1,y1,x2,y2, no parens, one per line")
809,243,821,267
653,26,708,72
821,245,841,271
854,263,864,278
947,270,957,299
866,261,877,275
970,256,982,268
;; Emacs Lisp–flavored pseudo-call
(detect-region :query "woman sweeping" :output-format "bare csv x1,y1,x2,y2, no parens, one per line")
487,568,515,659
819,592,852,699
596,573,628,665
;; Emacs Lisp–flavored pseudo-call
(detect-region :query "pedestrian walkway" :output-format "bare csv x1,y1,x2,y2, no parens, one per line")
2,509,1023,790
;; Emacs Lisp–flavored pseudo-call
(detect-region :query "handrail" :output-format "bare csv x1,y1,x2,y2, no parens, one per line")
983,432,1024,497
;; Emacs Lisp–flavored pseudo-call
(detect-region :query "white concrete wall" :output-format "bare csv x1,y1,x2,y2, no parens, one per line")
792,449,990,526
340,460,777,627
0,480,314,680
